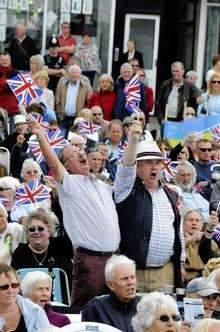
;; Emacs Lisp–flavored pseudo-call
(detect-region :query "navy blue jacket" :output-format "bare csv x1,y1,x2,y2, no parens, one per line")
116,177,182,289
82,293,140,332
114,77,147,120
194,160,213,200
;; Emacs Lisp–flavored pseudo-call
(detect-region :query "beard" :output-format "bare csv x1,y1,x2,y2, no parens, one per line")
175,180,192,191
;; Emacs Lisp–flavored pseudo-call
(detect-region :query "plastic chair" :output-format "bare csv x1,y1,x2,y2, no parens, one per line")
17,267,71,305
0,147,10,175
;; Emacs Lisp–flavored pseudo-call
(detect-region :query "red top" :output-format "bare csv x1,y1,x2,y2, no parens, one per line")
145,86,154,123
58,34,77,63
0,65,19,115
89,91,117,121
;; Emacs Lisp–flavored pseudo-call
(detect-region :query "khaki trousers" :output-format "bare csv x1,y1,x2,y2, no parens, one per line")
136,261,174,293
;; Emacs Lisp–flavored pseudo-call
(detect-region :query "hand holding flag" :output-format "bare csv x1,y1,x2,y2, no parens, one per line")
124,74,141,114
15,180,52,206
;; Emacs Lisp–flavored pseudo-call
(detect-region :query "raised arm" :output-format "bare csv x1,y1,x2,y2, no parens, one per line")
28,120,65,183
122,122,142,166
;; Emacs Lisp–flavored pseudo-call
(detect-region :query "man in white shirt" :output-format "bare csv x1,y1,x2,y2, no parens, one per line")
28,120,120,312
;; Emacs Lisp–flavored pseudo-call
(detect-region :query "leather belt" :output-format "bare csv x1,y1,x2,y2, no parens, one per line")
77,247,114,257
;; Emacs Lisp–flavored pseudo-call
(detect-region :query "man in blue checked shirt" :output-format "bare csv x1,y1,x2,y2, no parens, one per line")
114,121,185,293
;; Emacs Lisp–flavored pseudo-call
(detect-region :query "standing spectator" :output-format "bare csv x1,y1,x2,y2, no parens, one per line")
198,73,220,116
129,58,140,73
89,74,117,121
114,63,147,121
185,70,198,86
57,22,77,64
114,122,184,293
75,31,101,85
55,64,93,137
155,62,201,124
206,54,220,84
44,35,66,93
0,52,19,118
28,121,120,312
137,68,154,123
121,40,144,68
8,23,38,71
82,255,140,332
194,139,213,200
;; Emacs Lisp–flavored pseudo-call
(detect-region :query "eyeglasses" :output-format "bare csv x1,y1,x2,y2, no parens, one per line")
124,123,131,127
28,226,45,232
139,74,145,77
92,113,102,116
212,80,220,84
204,294,218,300
0,282,19,291
157,314,181,323
198,147,212,152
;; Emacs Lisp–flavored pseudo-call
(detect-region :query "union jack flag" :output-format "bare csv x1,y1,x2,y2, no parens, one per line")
78,120,101,136
28,113,50,132
124,74,141,113
210,125,220,141
7,72,43,106
161,159,179,182
15,180,51,205
118,134,131,161
28,128,68,163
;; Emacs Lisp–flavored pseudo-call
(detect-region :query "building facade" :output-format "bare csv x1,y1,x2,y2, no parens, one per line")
0,0,219,92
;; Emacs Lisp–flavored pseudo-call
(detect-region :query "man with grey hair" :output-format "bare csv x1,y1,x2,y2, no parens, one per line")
82,255,140,332
174,160,209,222
114,62,147,120
155,61,201,124
55,64,93,137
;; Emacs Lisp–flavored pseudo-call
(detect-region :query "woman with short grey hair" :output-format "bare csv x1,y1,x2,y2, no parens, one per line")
21,271,70,328
30,54,45,75
132,292,181,332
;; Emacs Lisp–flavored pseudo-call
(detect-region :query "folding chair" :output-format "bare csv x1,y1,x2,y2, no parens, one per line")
0,147,10,175
17,267,71,305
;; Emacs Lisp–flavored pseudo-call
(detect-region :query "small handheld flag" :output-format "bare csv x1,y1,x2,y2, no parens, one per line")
15,180,51,205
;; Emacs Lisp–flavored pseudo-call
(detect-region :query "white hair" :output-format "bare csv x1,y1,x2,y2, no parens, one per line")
20,158,41,179
185,70,198,78
21,271,52,297
0,176,20,192
192,318,220,332
105,255,136,281
209,268,220,286
132,292,180,332
30,54,45,70
69,64,81,74
174,160,197,186
171,61,184,70
120,62,133,72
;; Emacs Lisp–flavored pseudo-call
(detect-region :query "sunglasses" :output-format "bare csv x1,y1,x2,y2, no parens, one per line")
124,123,131,127
0,187,10,191
28,226,45,232
204,294,218,300
92,113,102,116
0,282,19,291
212,80,220,84
132,64,139,67
198,147,212,152
157,314,181,323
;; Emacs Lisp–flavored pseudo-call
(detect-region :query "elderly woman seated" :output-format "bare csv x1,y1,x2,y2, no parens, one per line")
132,292,184,332
0,176,20,218
183,208,219,284
11,208,73,287
0,263,50,332
21,271,70,328
0,203,24,265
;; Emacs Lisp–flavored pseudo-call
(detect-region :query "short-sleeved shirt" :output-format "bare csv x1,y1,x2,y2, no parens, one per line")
58,34,77,63
56,171,120,251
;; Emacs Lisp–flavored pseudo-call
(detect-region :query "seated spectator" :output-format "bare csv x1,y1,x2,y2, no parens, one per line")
193,318,220,332
32,70,55,110
30,54,45,76
0,203,24,265
86,148,103,176
174,161,209,222
89,74,117,121
75,31,101,86
157,139,171,158
82,255,140,332
0,176,20,215
26,102,56,123
186,277,220,318
182,209,219,283
183,106,196,120
136,68,154,122
96,142,110,181
79,107,92,121
122,116,133,141
11,208,73,286
2,114,29,153
91,106,109,142
21,271,70,327
130,112,153,141
212,143,220,161
210,181,220,218
0,113,7,145
203,258,220,278
10,159,54,222
209,268,220,319
0,263,50,331
132,292,182,332
68,133,86,151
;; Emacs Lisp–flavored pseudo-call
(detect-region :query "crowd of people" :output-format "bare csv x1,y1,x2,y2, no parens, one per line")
0,21,220,332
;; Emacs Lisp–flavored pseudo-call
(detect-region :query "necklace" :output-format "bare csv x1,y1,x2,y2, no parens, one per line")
30,246,49,266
